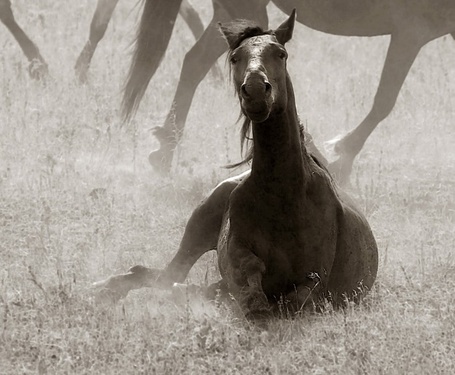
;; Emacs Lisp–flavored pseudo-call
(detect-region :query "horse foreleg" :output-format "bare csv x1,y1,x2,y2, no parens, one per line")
148,21,228,173
0,0,47,79
179,0,204,39
327,33,424,185
225,248,270,320
285,272,323,314
75,0,119,83
93,265,161,302
93,176,242,302
179,0,223,80
161,177,246,285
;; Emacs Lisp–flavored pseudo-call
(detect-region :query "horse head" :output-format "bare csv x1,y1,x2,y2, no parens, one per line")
220,10,296,123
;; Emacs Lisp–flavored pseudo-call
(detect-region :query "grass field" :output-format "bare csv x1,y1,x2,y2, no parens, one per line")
1,1,455,373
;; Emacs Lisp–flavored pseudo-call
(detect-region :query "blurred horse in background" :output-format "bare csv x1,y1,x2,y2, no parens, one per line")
122,0,455,185
75,0,222,83
0,0,221,82
0,0,48,79
94,11,378,320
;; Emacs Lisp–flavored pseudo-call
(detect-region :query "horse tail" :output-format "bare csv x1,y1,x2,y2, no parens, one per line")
122,0,183,121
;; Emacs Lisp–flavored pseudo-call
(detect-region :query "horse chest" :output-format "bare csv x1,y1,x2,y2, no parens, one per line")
224,183,338,288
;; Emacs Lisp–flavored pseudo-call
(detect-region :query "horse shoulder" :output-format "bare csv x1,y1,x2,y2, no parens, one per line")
192,171,248,225
208,170,250,210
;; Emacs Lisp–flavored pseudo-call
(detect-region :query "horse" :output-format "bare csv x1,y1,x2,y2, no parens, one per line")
0,0,218,82
74,0,223,83
94,11,378,320
122,0,455,185
0,0,48,79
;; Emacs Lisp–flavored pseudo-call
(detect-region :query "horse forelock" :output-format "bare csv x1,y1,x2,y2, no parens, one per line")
223,20,271,51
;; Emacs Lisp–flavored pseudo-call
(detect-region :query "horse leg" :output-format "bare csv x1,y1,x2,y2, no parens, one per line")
327,33,424,185
148,22,227,173
75,0,119,83
93,176,242,301
226,249,270,320
179,0,204,38
179,0,223,80
285,273,323,313
149,1,269,173
0,0,47,79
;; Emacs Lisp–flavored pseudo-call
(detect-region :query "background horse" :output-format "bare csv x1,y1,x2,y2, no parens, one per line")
0,0,48,79
0,0,220,83
74,0,223,83
122,0,455,185
95,11,378,319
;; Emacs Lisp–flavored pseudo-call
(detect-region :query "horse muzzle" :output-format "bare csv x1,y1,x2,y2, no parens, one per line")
240,72,273,122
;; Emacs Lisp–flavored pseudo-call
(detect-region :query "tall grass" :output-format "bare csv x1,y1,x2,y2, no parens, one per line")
1,1,454,373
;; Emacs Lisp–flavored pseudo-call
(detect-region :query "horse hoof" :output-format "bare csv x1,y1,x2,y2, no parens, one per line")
245,309,271,329
127,265,161,287
327,158,352,187
148,149,172,174
28,59,48,80
324,134,345,159
92,276,126,303
76,70,88,84
242,290,271,321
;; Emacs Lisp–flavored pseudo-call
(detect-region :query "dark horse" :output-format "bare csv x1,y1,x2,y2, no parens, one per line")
122,0,455,184
95,12,378,319
74,0,222,83
0,0,48,79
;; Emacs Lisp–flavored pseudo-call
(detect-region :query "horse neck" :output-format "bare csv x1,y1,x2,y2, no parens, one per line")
250,75,310,190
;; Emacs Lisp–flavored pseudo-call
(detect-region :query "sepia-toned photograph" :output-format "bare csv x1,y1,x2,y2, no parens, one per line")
1,1,454,373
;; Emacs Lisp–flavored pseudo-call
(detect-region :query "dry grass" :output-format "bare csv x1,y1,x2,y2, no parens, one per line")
1,1,455,373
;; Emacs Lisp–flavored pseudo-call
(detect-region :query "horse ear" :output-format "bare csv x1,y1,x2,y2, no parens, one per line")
275,9,296,45
218,22,237,50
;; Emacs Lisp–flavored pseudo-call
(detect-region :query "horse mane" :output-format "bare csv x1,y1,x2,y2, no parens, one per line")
226,116,310,170
225,117,253,169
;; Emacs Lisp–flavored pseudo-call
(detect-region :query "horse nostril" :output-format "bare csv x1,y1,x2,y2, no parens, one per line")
241,78,270,98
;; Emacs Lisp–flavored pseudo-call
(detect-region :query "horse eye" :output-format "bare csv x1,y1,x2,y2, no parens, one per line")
278,51,287,60
230,55,239,64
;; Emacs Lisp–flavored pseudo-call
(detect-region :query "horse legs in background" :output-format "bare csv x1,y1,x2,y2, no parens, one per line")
148,20,227,172
0,0,47,79
327,33,428,186
179,0,223,80
149,1,269,173
75,0,220,84
180,0,205,41
75,0,120,83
